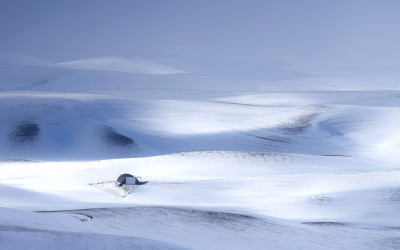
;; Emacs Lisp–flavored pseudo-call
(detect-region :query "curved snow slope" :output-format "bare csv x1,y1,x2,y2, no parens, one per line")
2,206,398,250
0,92,144,160
0,208,184,250
1,90,400,161
57,56,186,74
2,54,400,249
1,152,400,249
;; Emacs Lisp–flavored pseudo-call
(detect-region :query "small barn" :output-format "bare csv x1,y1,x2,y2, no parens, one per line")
117,173,140,186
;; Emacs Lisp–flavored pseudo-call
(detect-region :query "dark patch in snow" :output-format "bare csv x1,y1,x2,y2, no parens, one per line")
250,134,291,144
388,189,400,201
9,123,40,144
169,151,293,162
69,213,93,222
102,126,134,147
0,225,52,233
308,195,332,206
303,222,348,227
321,155,352,157
31,79,49,87
278,113,319,135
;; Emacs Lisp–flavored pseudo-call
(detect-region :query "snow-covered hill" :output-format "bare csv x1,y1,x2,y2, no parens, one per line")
1,52,400,249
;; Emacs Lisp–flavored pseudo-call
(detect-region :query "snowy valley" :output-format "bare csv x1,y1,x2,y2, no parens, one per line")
1,1,400,249
1,54,400,249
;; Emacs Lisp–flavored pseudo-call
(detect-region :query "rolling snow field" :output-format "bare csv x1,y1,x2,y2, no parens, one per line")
1,54,400,249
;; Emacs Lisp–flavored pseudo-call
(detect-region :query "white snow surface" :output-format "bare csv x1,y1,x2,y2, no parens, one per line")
1,54,400,249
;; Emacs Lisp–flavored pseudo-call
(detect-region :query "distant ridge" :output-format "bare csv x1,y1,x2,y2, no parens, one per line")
57,56,186,74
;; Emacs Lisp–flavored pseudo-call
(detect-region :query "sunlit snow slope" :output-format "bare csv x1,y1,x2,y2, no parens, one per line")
1,54,400,249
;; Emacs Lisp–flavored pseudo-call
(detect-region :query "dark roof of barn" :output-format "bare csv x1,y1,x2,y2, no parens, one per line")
117,173,135,183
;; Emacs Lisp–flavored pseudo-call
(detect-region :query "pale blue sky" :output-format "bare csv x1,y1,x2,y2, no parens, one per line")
1,0,399,67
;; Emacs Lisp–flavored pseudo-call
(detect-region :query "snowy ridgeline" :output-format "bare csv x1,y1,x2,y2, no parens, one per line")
1,54,400,249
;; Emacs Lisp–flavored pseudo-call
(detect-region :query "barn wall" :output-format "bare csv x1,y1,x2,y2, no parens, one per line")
125,177,137,185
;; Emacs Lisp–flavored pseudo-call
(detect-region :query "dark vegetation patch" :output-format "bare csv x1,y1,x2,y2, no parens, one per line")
9,123,40,144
